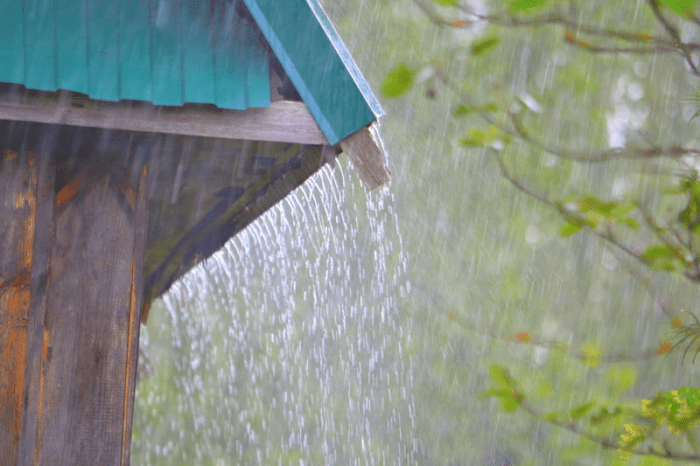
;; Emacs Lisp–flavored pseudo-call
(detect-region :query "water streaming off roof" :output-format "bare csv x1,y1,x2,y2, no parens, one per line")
133,161,415,464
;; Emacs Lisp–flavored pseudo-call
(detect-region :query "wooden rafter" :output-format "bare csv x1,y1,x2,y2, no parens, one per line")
0,88,329,146
0,86,391,190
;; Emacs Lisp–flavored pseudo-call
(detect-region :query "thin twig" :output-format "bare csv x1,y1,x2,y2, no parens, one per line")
491,148,646,266
647,0,700,76
437,73,700,164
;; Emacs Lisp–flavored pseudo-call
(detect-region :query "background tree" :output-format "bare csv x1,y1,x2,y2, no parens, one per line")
380,0,700,463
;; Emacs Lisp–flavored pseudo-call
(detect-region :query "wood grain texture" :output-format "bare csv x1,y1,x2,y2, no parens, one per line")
120,166,147,466
0,89,329,145
17,146,55,466
339,123,391,190
0,149,37,466
28,166,147,466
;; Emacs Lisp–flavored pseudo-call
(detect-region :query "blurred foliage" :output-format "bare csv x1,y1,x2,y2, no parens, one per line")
378,0,700,463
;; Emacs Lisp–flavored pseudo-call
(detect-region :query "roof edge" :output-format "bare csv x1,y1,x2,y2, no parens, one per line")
242,0,383,146
305,0,384,119
243,0,340,144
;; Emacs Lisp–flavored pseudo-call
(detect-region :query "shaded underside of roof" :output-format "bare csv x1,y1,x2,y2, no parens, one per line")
0,118,328,299
0,0,270,109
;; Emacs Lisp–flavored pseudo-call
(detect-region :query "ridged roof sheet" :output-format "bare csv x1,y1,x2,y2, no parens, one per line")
0,0,270,109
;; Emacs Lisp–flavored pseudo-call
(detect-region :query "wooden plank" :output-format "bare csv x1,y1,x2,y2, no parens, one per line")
120,166,148,466
32,162,147,465
0,149,37,466
0,92,329,145
16,144,55,466
339,122,391,190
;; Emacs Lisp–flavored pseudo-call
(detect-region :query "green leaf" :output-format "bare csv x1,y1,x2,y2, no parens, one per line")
590,406,622,425
460,138,482,146
453,104,474,117
461,129,489,146
606,366,637,393
678,194,700,231
658,0,697,17
536,381,552,398
499,391,520,411
571,402,594,420
479,387,521,411
471,37,500,56
582,344,602,367
560,220,584,237
680,387,700,406
489,364,514,388
650,261,677,271
382,64,415,98
434,0,458,4
620,217,640,229
477,388,500,400
641,244,680,262
509,0,550,13
578,196,616,216
454,103,499,117
610,202,637,219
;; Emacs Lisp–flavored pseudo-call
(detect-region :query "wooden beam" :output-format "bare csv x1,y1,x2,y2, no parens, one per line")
339,121,391,190
0,89,329,145
0,150,38,466
1,142,148,465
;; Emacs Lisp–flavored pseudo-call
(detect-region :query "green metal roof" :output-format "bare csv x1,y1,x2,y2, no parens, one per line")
0,0,382,145
243,0,383,145
0,0,271,109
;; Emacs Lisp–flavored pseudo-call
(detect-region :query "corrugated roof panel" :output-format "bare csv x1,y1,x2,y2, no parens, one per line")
0,1,24,84
120,0,152,101
56,0,88,92
0,0,270,109
213,3,247,110
151,0,185,106
183,0,216,104
24,0,57,92
212,3,270,110
88,0,120,101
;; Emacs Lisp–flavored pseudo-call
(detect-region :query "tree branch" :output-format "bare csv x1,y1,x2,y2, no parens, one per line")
647,0,700,76
437,73,700,164
520,400,700,462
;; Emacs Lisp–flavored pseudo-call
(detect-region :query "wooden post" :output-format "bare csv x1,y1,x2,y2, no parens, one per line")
0,143,147,465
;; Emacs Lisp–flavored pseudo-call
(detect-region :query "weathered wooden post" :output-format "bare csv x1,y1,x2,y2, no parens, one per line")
0,1,388,464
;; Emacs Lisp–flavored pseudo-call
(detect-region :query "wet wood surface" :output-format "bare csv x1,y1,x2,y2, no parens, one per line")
0,149,37,465
0,87,329,146
0,118,330,465
339,123,390,190
0,143,147,466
